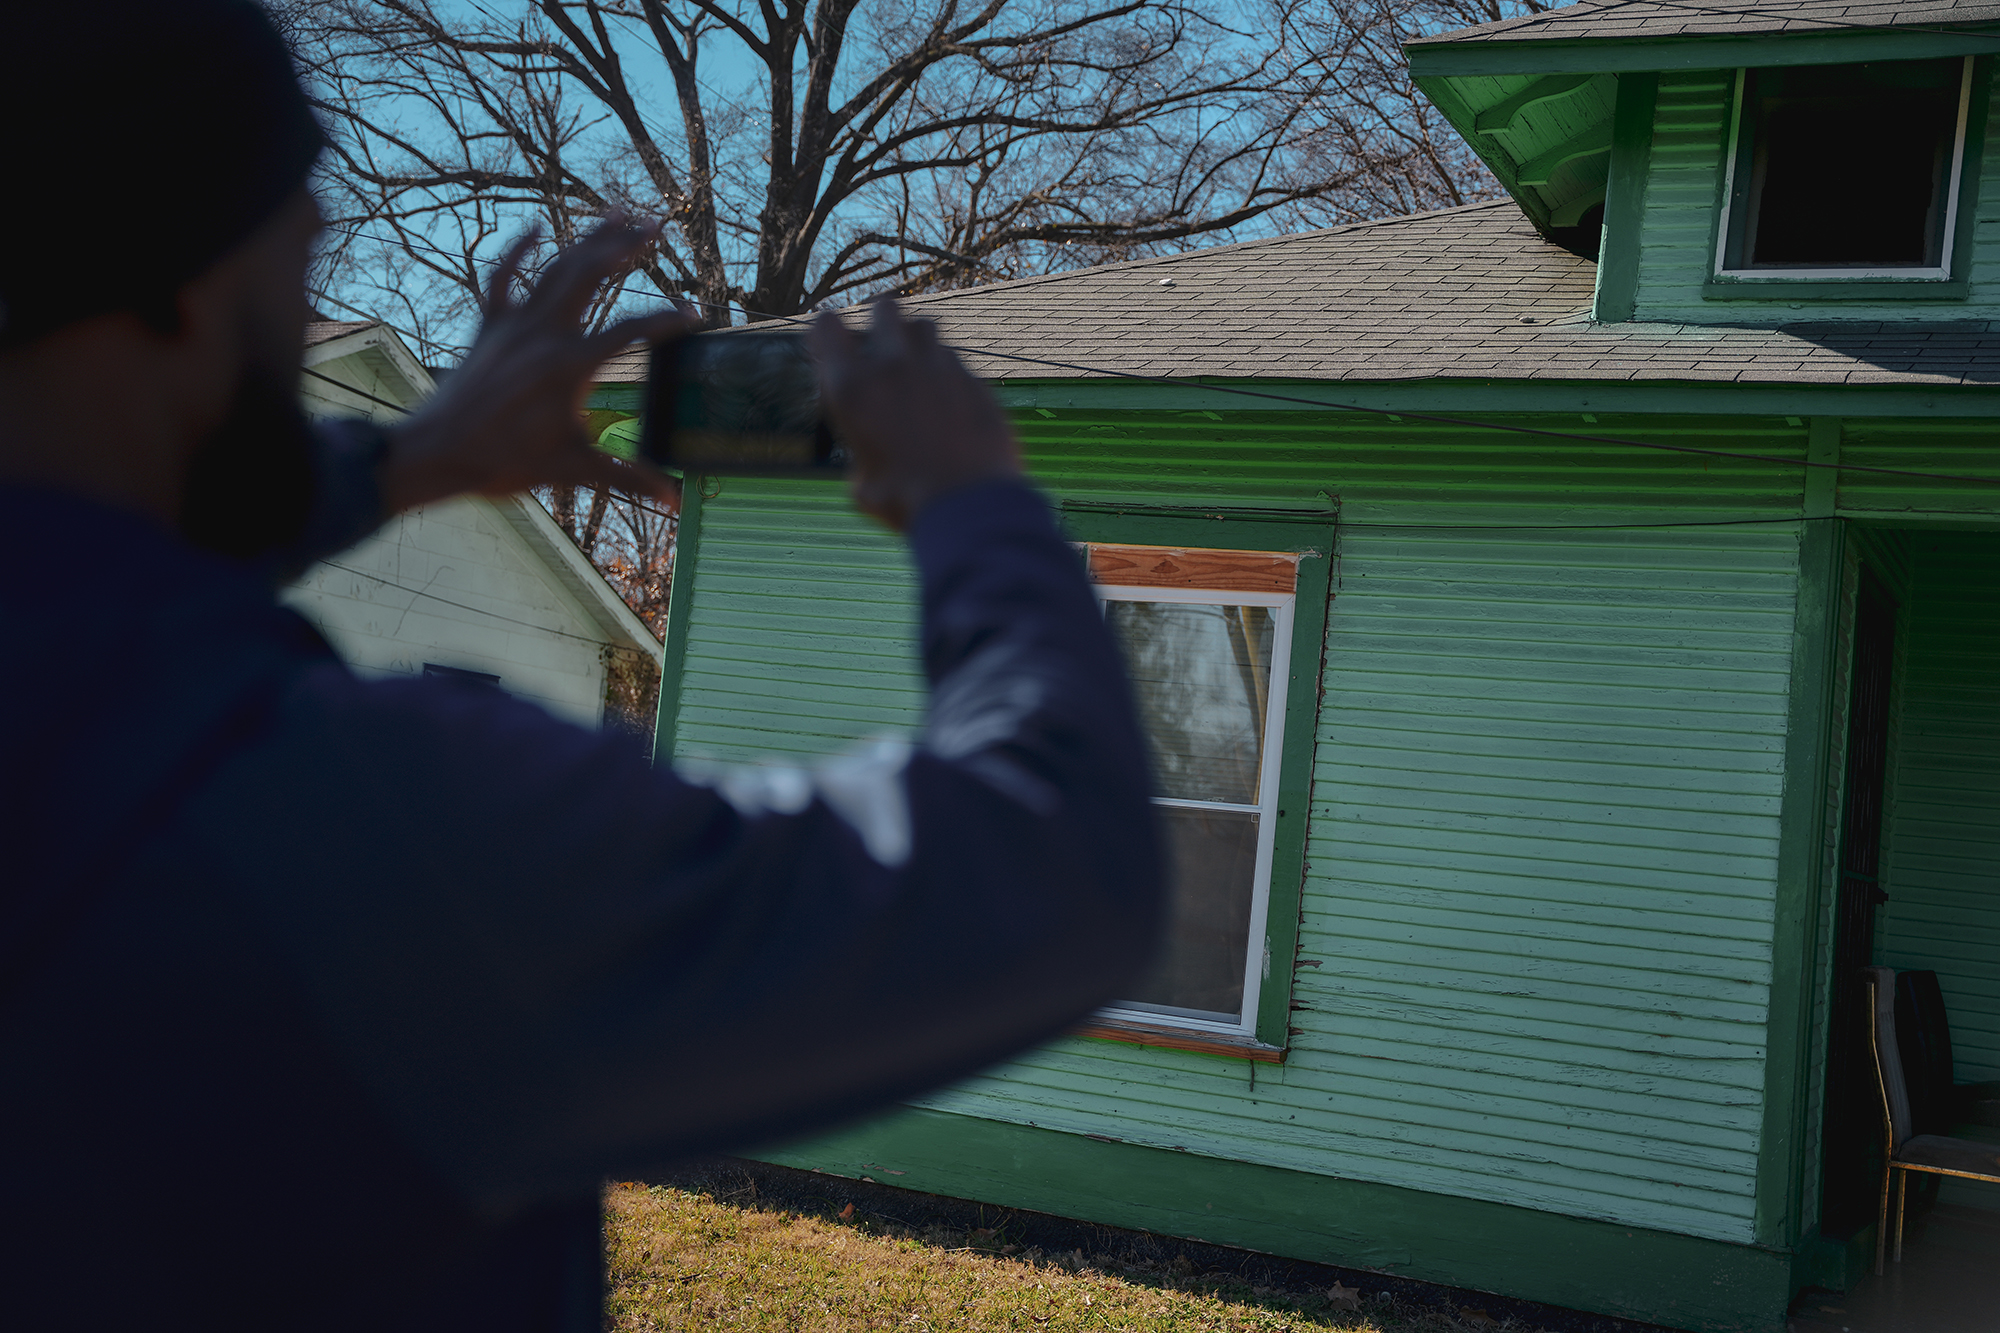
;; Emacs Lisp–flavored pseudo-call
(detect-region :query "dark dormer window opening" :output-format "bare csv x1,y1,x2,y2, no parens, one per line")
1718,57,1974,281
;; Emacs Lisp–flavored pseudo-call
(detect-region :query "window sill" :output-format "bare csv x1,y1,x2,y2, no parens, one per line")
1074,1016,1287,1063
1702,278,1969,302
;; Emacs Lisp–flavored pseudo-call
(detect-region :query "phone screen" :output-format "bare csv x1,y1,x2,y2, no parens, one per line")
639,330,843,475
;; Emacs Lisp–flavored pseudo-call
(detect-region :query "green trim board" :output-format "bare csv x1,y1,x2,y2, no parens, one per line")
650,478,706,762
604,378,2000,424
1702,279,1972,302
754,1106,1798,1333
587,384,644,414
1950,62,1989,288
1753,516,1845,1248
993,380,2000,422
1406,29,2000,80
1803,419,1839,521
1056,506,1336,1052
1594,71,1659,323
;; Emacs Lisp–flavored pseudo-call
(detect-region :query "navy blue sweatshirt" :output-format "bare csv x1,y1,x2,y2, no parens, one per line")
0,463,1161,1331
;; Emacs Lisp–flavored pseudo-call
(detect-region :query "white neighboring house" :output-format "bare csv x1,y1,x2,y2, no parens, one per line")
287,320,661,727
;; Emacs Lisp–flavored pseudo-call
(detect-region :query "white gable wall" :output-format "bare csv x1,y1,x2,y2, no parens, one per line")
283,496,615,726
288,328,657,729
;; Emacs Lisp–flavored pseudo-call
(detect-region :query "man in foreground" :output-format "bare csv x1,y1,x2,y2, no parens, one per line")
0,3,1161,1328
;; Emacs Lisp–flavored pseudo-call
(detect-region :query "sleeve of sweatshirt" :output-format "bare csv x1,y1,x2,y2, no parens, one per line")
210,478,1165,1207
256,419,392,583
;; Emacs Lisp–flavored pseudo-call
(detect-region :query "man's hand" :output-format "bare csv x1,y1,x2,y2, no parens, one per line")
810,299,1022,532
379,216,693,514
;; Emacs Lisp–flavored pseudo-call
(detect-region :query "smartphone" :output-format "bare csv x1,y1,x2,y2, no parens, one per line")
638,330,844,476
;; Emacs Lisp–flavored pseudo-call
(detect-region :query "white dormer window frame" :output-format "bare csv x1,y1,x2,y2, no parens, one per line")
1712,56,1977,286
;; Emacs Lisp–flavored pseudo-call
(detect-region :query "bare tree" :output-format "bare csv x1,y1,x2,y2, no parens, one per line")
292,0,1358,353
539,476,674,745
280,0,1537,718
536,473,676,637
1266,0,1549,230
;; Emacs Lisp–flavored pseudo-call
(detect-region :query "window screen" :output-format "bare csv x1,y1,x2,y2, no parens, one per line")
1729,58,1968,273
1094,568,1294,1033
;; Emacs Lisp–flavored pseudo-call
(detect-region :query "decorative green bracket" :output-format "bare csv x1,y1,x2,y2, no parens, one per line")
1474,73,1597,133
1516,120,1614,185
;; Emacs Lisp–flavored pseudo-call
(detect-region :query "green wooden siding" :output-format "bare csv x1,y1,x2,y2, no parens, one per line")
1011,409,1808,522
667,414,1828,1246
672,484,921,764
1876,531,2000,1084
1631,65,2000,322
1839,420,2000,517
921,520,1799,1245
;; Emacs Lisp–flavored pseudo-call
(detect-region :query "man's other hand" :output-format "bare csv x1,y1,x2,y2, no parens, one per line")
811,299,1022,532
380,217,692,514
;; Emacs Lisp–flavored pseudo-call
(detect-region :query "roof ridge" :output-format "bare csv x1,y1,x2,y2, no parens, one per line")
1407,0,1622,46
899,200,1523,308
304,318,381,349
1409,0,2000,46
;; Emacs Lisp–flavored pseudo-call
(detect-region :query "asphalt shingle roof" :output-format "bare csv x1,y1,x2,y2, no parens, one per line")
1411,0,2000,46
596,203,2000,390
305,319,375,349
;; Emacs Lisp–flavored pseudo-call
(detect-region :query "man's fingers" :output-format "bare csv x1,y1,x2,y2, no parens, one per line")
581,306,696,365
809,309,860,395
528,215,661,325
904,314,942,355
864,295,910,357
486,230,541,318
575,450,681,507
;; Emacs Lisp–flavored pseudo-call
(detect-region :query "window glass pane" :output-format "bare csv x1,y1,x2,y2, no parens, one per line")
1743,59,1961,269
1119,807,1260,1023
1105,600,1276,805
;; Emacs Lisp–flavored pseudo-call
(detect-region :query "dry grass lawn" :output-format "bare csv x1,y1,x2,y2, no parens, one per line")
605,1181,1555,1333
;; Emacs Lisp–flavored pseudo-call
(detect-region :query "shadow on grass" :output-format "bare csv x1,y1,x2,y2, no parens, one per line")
635,1157,1686,1333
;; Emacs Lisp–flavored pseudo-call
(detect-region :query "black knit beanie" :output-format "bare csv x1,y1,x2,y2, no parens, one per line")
0,0,325,347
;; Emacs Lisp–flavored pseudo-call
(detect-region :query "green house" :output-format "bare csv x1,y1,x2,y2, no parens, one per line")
591,3,2000,1328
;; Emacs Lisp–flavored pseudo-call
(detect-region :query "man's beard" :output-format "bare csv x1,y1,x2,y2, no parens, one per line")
178,356,316,561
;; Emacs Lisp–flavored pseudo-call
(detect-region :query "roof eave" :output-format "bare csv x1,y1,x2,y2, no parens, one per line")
1407,24,2000,78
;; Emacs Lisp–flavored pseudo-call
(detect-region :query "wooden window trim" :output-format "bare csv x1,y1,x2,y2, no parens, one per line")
1086,543,1299,594
1070,527,1330,1059
1074,1016,1287,1063
1060,509,1333,1058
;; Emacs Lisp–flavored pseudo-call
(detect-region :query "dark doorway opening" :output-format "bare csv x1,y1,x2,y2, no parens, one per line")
1819,568,1899,1237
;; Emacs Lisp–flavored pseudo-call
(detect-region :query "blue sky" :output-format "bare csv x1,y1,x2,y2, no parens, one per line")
316,0,1295,358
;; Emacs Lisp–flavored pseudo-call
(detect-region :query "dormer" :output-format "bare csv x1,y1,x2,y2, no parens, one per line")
1407,1,2000,324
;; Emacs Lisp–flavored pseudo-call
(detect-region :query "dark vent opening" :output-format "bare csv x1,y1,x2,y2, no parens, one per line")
1739,59,1962,270
423,662,502,688
1547,202,1604,261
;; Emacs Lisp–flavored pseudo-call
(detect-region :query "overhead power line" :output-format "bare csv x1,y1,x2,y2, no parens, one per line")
316,219,2000,493
320,559,655,651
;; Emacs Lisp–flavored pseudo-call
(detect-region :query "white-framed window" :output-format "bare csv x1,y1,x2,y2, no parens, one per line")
1714,56,1975,281
1091,552,1297,1038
